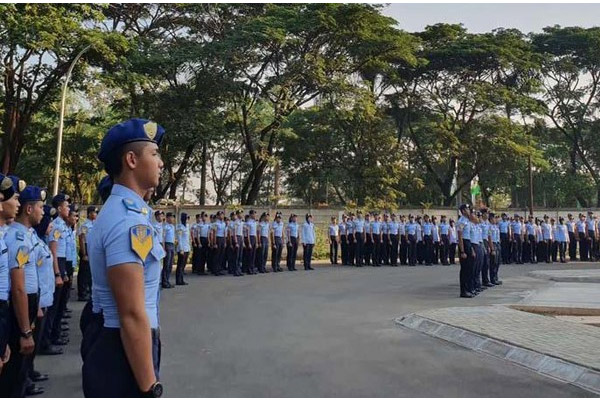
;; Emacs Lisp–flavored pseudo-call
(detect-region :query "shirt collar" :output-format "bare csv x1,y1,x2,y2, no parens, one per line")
111,184,147,209
11,221,28,233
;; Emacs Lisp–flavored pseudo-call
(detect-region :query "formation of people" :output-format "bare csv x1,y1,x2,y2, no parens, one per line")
1,117,599,397
0,175,95,396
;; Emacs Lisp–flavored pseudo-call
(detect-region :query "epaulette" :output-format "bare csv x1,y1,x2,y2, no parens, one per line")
16,231,25,241
123,198,143,214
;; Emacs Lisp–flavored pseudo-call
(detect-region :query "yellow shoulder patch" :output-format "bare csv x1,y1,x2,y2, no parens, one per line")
53,229,61,240
130,225,153,261
16,246,29,268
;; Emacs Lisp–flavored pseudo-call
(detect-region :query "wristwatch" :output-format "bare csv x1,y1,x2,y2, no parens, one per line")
55,273,61,278
20,329,33,339
142,382,163,398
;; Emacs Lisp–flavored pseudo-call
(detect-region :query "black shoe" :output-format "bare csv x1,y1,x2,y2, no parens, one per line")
492,280,503,285
25,384,44,396
277,268,284,272
460,293,474,298
161,282,173,289
176,281,188,286
31,372,49,382
483,283,494,287
39,346,63,356
308,267,314,270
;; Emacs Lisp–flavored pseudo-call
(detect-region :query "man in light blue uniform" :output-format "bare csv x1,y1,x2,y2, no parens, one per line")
83,118,165,397
162,212,175,288
175,213,190,285
301,213,315,270
0,185,44,397
354,211,365,267
271,212,284,272
286,214,298,271
78,206,97,302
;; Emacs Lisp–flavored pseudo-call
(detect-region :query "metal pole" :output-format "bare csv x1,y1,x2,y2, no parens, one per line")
52,45,91,196
528,154,534,216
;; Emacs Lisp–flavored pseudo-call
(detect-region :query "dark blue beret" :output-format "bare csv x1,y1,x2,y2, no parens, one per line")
51,193,70,208
98,118,165,165
0,174,25,200
20,186,47,203
69,204,79,214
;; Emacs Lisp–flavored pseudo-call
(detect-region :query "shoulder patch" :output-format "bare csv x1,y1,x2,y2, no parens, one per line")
53,229,61,240
16,231,25,241
80,226,88,235
16,246,29,268
130,224,153,261
122,198,142,214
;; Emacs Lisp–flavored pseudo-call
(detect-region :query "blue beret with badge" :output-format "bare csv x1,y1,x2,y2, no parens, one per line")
34,205,56,239
97,175,113,203
20,185,47,203
51,193,70,208
98,118,165,166
0,174,25,200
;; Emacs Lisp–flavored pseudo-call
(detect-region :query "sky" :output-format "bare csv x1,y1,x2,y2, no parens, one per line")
382,3,600,34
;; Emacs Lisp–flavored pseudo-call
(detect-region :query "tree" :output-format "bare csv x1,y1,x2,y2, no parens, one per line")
533,26,600,206
0,4,127,173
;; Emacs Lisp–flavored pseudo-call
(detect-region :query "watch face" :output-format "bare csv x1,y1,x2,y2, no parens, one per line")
153,383,163,398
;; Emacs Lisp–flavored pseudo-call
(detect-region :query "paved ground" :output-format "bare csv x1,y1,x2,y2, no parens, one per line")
529,269,600,283
411,305,600,371
37,261,599,397
519,282,600,310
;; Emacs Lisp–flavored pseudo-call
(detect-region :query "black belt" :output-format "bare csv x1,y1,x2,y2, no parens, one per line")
0,299,8,309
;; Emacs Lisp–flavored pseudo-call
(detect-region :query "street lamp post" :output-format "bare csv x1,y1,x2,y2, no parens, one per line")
52,44,91,196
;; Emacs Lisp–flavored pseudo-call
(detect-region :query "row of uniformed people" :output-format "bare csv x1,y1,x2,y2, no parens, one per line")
0,174,87,397
497,212,600,265
456,206,503,298
329,211,459,267
152,210,318,282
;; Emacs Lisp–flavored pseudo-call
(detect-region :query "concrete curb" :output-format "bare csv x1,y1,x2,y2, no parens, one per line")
395,314,600,395
528,271,600,283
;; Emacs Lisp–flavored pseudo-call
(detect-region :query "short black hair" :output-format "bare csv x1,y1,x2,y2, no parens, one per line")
105,141,152,178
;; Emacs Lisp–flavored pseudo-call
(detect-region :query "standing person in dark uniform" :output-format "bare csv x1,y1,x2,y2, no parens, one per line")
499,213,510,264
258,213,270,274
406,215,417,266
226,213,238,275
190,214,201,274
78,206,97,302
587,211,597,261
448,219,457,264
567,214,577,261
541,215,553,263
363,213,372,266
557,217,569,263
399,215,408,265
457,204,474,298
511,214,523,264
271,212,284,272
339,215,348,265
234,210,244,276
328,217,339,265
526,215,537,264
175,213,190,285
576,214,587,261
416,216,425,265
439,216,450,265
551,218,559,262
389,214,399,266
161,212,175,288
381,213,390,265
432,216,440,265
346,214,355,266
82,118,164,397
353,211,365,267
285,214,298,272
301,214,315,271
422,215,433,266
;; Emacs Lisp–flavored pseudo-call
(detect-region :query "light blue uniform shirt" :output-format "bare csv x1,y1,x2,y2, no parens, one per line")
499,221,510,234
215,220,227,238
88,184,162,329
587,218,596,231
153,222,164,242
576,220,586,234
406,222,417,235
328,224,338,236
354,218,365,233
371,221,381,235
472,224,482,244
457,216,471,241
49,216,68,257
199,222,211,238
542,223,552,240
259,221,270,237
422,222,433,236
287,222,298,238
398,222,406,235
526,222,536,236
381,222,389,234
339,222,347,235
246,219,257,237
0,229,8,301
556,224,568,242
387,221,398,235
439,223,450,235
35,235,55,308
272,221,284,237
164,223,175,244
302,222,315,244
511,221,522,235
176,224,190,252
6,222,39,294
346,221,354,235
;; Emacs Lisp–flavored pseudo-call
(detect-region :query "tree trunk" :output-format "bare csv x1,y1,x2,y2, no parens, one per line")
199,140,207,205
273,159,280,206
244,162,266,205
